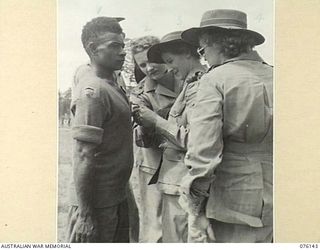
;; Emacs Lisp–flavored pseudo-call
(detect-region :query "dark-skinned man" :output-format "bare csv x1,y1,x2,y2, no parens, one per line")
66,17,133,243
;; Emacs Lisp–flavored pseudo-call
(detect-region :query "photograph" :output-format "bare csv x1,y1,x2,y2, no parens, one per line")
58,0,274,243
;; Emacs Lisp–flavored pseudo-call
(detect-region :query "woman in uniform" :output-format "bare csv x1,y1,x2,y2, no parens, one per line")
132,31,211,243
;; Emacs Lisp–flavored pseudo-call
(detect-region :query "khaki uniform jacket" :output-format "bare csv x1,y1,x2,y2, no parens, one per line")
182,51,273,227
132,72,179,174
154,66,206,195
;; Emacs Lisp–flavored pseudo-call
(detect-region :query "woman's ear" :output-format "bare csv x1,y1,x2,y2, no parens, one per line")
201,33,211,46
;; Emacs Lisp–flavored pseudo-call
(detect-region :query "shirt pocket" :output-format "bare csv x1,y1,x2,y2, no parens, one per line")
160,151,187,186
214,155,264,217
169,100,186,127
163,147,185,162
216,155,263,190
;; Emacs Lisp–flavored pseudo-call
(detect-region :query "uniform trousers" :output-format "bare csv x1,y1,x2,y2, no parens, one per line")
66,199,129,243
162,193,188,243
138,169,162,242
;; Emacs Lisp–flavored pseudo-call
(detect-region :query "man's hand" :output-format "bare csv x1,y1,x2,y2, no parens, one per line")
72,213,98,243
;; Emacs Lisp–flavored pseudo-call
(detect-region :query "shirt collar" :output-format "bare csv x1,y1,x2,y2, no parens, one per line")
155,83,178,98
207,51,266,72
143,76,157,92
144,71,178,98
223,50,265,64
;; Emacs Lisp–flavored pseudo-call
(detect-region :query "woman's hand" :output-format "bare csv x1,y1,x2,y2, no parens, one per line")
188,213,215,243
133,105,158,128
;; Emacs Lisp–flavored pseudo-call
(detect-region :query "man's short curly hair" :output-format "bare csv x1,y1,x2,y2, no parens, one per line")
131,36,160,55
81,17,124,55
202,30,256,59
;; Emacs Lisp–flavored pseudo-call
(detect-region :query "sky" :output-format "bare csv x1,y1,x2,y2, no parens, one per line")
58,0,274,91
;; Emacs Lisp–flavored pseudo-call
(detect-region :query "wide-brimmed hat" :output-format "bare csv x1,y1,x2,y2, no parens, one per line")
181,9,265,46
147,31,187,63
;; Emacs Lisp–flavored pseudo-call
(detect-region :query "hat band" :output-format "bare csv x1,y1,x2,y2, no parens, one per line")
200,18,247,29
161,35,181,43
160,31,183,43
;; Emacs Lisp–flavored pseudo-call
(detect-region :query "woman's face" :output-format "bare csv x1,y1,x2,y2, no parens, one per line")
161,52,191,81
133,50,167,80
199,34,224,67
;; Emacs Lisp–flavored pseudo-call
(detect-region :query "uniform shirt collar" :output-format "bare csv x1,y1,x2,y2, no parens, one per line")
144,71,178,98
155,83,178,98
223,50,265,64
207,51,266,72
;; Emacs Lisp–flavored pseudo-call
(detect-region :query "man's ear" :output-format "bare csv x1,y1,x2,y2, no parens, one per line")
87,42,97,57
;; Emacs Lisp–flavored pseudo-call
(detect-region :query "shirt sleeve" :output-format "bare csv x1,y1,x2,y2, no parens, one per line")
154,80,199,150
180,74,224,194
154,116,188,150
72,87,110,144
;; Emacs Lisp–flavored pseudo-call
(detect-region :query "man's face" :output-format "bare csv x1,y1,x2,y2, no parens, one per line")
92,32,126,71
161,52,190,81
133,50,167,81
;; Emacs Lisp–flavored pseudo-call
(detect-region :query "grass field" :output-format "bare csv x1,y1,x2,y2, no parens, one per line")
57,128,73,242
58,127,140,242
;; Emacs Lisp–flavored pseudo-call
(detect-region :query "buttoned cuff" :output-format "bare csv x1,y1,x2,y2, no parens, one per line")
180,174,214,196
192,178,213,194
72,125,104,144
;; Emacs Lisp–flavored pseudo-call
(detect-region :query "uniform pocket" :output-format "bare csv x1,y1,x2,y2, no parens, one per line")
163,148,185,162
216,156,263,190
169,100,187,130
169,100,186,118
214,156,264,217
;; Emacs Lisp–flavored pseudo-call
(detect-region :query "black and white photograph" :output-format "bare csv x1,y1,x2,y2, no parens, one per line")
58,0,274,243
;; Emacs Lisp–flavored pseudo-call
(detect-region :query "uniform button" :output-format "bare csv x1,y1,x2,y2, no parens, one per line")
187,165,192,169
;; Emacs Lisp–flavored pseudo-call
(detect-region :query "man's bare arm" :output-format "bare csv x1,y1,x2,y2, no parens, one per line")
72,140,98,242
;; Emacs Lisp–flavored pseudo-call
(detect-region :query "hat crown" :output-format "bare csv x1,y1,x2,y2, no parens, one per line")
200,9,247,29
160,31,183,43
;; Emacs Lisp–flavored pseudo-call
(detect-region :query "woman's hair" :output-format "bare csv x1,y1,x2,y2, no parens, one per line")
131,36,160,55
131,36,160,82
203,30,256,58
160,41,200,60
134,61,146,83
